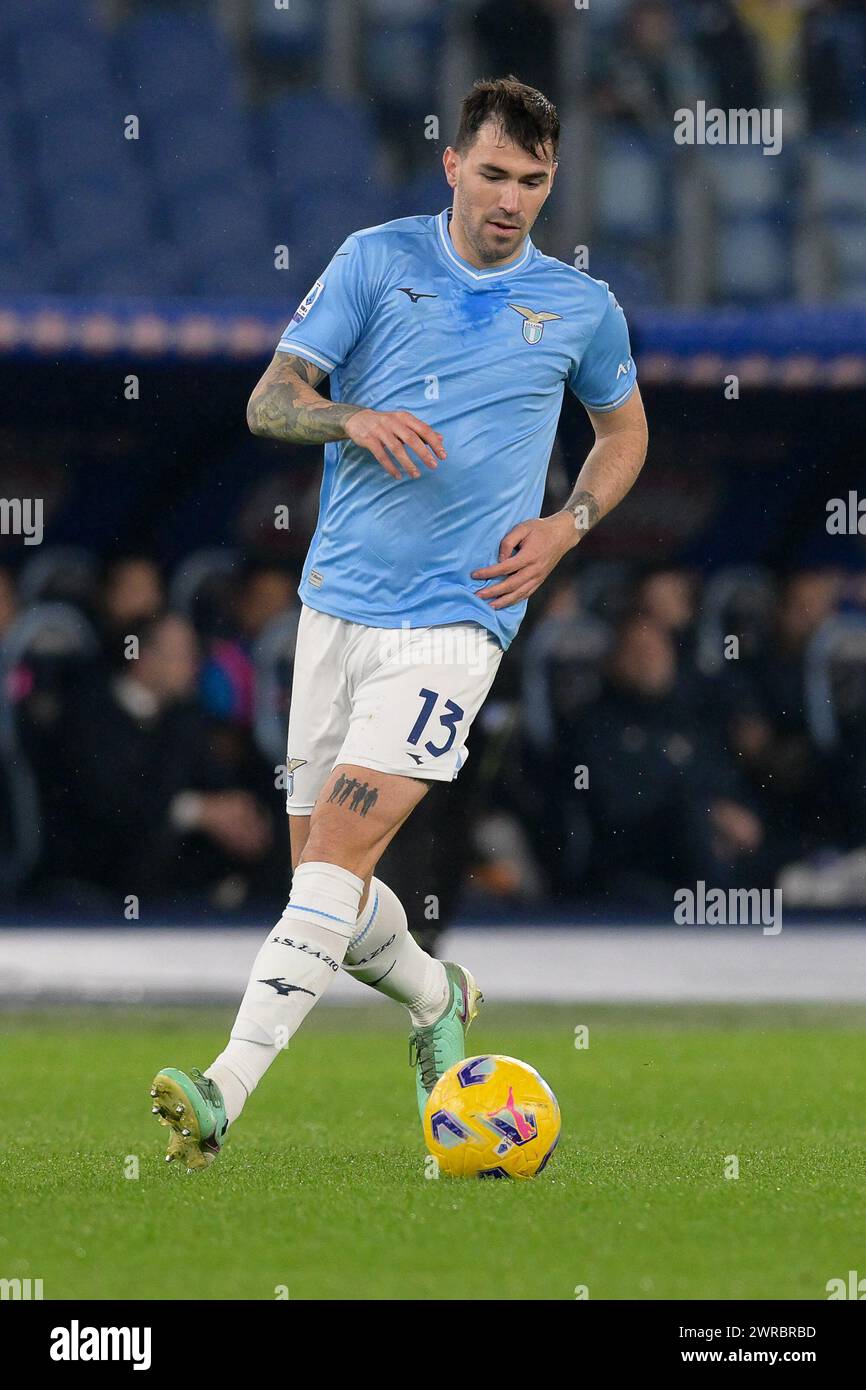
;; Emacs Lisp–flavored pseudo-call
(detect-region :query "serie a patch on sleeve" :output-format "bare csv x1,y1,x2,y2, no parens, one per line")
291,279,325,325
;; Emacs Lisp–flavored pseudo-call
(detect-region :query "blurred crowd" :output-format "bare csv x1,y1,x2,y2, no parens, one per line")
510,564,866,911
472,0,866,135
1,0,864,304
3,551,866,928
0,556,295,914
239,0,866,139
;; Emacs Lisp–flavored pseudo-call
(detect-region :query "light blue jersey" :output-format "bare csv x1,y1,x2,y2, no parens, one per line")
277,208,637,651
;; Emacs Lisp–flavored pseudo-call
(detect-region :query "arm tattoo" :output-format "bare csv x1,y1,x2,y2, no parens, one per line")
563,489,601,536
246,351,362,444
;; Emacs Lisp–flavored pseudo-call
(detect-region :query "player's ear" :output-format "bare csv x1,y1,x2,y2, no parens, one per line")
442,146,459,189
549,159,559,191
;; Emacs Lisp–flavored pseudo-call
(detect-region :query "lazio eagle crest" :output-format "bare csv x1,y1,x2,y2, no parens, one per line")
285,757,307,797
508,303,563,344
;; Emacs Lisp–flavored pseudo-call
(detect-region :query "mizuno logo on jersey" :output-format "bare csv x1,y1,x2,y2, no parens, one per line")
397,287,439,304
508,303,563,344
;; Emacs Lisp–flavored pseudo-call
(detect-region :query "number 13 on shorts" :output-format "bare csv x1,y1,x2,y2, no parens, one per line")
407,687,465,757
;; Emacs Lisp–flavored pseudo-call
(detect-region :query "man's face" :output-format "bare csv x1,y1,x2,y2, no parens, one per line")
139,616,199,701
443,120,556,266
612,620,676,697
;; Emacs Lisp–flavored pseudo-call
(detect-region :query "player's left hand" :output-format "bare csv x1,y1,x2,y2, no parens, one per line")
471,512,580,609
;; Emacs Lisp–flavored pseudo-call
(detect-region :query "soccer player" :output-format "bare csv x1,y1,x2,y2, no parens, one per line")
151,77,648,1169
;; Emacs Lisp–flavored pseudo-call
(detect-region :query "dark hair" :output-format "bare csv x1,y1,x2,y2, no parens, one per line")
455,76,560,162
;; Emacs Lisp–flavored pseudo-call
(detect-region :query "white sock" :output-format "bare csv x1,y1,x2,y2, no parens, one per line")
205,861,363,1125
343,876,448,1027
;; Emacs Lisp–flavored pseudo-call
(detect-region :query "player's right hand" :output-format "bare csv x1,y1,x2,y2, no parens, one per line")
344,408,446,480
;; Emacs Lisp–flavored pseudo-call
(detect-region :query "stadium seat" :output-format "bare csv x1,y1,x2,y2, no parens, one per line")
32,108,131,194
391,167,450,219
18,546,98,607
168,185,276,295
715,222,791,302
807,136,866,220
0,262,38,293
12,25,115,113
260,92,379,198
595,133,667,242
46,175,154,270
824,221,866,305
706,146,794,303
277,183,392,287
590,130,670,306
70,251,182,298
361,1,445,117
0,603,99,670
250,0,325,62
115,10,240,114
696,566,776,674
807,137,866,302
192,255,290,302
0,0,94,40
521,603,612,754
708,143,791,219
146,108,257,195
585,254,664,308
0,170,30,262
805,613,866,751
169,549,241,636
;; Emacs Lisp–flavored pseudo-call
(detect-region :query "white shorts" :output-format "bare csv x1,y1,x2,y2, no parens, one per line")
285,603,504,814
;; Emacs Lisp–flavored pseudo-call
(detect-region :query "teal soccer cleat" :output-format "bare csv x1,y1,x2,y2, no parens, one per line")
409,962,483,1120
149,1066,228,1172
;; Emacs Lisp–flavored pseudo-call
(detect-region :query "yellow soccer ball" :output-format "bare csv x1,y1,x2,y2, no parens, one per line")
423,1054,561,1179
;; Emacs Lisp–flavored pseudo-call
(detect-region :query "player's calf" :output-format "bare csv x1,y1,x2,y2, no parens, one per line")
298,762,430,882
154,861,366,1147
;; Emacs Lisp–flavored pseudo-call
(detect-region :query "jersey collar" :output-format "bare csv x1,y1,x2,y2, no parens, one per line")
435,207,533,283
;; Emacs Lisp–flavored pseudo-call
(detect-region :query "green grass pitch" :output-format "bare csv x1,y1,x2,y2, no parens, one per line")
2,1002,864,1300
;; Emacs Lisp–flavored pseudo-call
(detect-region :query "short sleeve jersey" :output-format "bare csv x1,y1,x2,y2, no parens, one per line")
276,208,637,650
